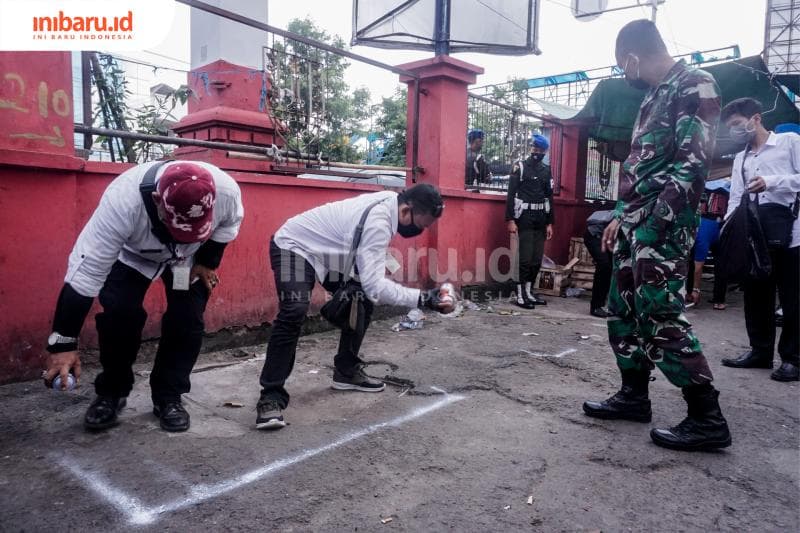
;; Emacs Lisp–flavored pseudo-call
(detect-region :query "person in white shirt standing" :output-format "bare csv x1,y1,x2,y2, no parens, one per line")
719,98,800,382
256,184,453,430
43,161,244,431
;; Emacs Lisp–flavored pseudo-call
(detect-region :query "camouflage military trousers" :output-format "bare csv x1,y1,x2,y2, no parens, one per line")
607,221,714,387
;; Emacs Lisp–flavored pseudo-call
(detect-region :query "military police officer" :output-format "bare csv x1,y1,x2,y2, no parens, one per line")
466,129,493,187
506,133,554,309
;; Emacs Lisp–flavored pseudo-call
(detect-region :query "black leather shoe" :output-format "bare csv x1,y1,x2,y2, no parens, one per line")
515,298,536,309
651,384,731,451
591,307,613,318
84,396,127,431
153,401,190,432
721,351,773,369
771,362,799,382
583,369,652,422
531,295,547,306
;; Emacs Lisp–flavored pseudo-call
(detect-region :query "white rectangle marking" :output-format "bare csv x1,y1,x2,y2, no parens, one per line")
57,393,464,525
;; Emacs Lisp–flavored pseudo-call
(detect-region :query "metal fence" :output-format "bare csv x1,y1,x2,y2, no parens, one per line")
73,0,420,181
471,46,741,111
466,92,562,194
584,137,620,203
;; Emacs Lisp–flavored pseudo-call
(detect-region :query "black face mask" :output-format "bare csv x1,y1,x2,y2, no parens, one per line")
531,153,545,162
398,211,424,238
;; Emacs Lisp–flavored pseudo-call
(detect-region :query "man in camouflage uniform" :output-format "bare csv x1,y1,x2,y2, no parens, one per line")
582,20,732,451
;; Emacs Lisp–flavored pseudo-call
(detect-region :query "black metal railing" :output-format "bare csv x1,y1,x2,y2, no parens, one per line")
584,137,620,202
466,92,561,194
74,0,421,181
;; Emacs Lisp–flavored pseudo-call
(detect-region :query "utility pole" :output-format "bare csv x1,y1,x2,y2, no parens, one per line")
433,0,451,56
650,0,658,22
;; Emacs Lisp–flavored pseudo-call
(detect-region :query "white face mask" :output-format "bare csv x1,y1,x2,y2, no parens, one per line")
623,55,649,90
729,117,756,144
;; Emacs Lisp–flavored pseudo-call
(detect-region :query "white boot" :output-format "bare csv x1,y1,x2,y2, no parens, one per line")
516,284,526,305
515,284,535,309
525,282,536,301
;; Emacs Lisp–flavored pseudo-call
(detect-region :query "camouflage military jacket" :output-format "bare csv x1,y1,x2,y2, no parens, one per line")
615,61,721,233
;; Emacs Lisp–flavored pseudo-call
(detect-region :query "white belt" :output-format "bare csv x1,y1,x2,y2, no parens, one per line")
522,202,546,210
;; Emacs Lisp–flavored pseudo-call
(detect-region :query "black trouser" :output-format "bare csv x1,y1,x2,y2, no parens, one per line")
94,261,209,405
744,246,799,364
259,239,374,408
515,217,546,284
583,229,612,311
685,244,728,304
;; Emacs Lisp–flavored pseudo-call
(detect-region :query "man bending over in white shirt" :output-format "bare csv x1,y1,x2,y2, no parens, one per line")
43,161,244,432
256,184,453,429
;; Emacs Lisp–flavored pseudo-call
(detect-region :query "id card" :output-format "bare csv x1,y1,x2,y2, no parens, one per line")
385,253,401,274
172,263,191,291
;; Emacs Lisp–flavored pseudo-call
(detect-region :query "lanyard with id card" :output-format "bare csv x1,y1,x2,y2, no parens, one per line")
171,259,191,291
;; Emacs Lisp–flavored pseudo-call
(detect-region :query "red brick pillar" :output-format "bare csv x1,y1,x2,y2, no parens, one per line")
0,52,75,156
172,60,282,166
0,51,86,383
398,56,485,289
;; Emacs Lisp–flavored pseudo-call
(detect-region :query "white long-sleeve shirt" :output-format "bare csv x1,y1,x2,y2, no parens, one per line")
65,161,244,297
273,191,421,308
725,132,800,248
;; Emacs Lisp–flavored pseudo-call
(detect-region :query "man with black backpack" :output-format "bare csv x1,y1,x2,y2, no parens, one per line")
255,184,454,430
42,160,244,432
719,98,799,382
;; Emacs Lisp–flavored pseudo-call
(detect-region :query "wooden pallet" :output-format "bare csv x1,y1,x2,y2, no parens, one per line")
534,257,580,296
569,237,593,266
570,263,596,290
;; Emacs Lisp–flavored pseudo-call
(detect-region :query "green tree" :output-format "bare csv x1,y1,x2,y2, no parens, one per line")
375,87,407,166
268,17,372,163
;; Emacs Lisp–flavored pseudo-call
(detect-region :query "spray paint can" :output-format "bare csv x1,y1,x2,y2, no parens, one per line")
438,283,457,305
52,373,77,391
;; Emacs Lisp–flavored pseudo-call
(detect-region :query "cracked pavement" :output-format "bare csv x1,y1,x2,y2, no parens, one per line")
1,290,798,531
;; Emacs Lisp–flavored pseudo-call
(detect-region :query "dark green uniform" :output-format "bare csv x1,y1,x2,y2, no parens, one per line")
609,61,721,387
506,155,554,285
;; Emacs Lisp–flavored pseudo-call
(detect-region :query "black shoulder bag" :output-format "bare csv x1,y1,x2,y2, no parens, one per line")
139,161,173,244
755,149,799,249
319,201,383,332
718,149,772,282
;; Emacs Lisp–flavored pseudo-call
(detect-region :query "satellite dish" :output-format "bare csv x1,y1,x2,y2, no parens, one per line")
571,0,608,22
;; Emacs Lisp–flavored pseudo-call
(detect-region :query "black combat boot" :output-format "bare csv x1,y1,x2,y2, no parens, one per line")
650,383,732,451
583,368,652,422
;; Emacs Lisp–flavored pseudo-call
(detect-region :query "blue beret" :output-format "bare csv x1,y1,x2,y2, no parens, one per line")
531,134,549,150
468,129,484,142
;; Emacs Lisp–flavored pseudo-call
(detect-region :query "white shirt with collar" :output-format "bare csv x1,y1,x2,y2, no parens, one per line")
65,161,244,297
725,132,800,248
273,190,421,308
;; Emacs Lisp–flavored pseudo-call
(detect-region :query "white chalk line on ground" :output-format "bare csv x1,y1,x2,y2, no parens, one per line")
57,392,465,526
520,348,577,359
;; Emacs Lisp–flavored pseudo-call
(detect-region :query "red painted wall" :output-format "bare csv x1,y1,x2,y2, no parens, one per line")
0,52,598,384
0,154,432,384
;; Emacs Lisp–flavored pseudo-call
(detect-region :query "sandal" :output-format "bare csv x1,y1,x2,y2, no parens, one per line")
686,288,700,308
713,303,727,310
